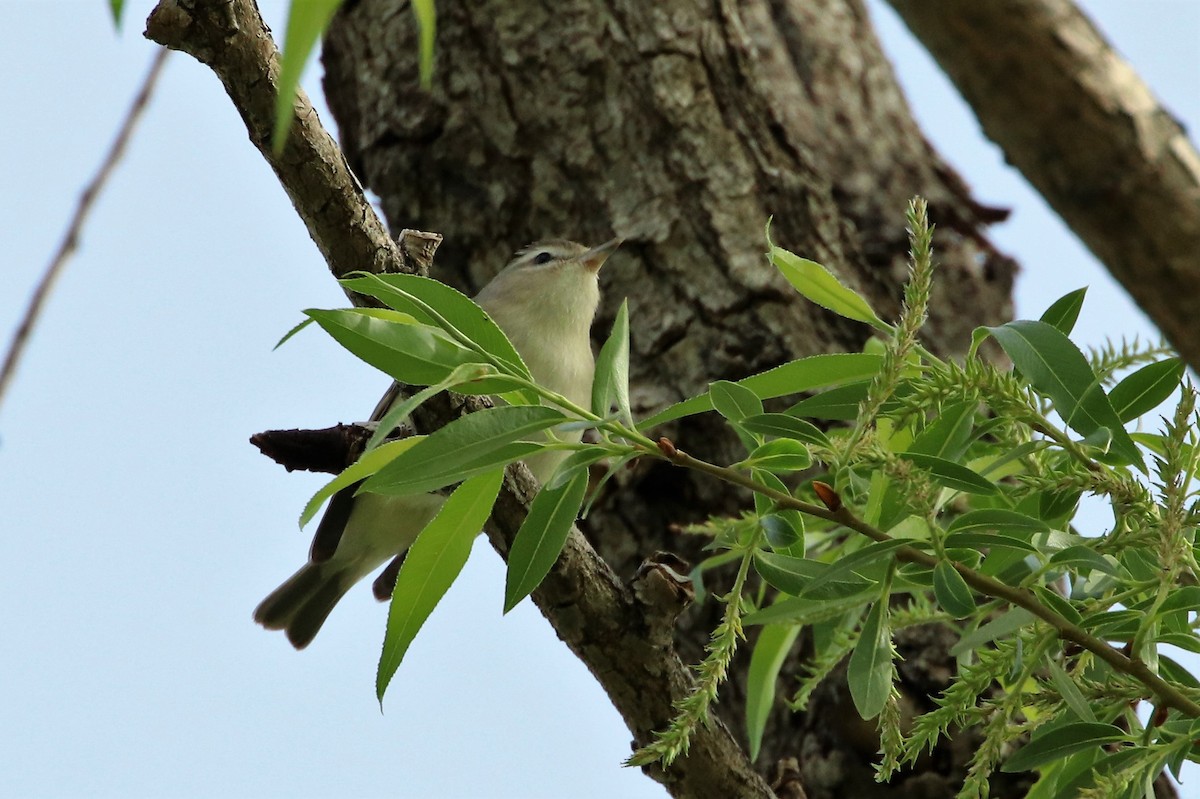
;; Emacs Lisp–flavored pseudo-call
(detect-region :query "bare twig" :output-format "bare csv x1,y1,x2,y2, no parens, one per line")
0,48,170,411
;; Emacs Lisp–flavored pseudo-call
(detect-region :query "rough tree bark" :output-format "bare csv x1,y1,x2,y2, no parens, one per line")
319,1,1029,797
889,0,1200,372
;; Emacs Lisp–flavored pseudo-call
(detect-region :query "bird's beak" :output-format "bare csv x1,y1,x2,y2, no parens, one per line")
580,237,623,273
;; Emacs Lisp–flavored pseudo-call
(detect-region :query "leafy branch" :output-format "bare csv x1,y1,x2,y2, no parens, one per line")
286,194,1200,792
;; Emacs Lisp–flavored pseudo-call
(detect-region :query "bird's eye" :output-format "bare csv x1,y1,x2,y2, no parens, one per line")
532,251,554,265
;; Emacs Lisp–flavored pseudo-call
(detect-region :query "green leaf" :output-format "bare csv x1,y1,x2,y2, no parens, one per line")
273,0,342,152
760,514,803,550
545,447,610,491
980,320,1142,468
1039,288,1087,335
746,624,801,761
1032,585,1082,625
306,308,480,386
341,272,533,386
377,469,502,701
412,0,436,88
363,406,568,495
710,380,764,422
273,316,317,350
367,363,501,451
899,452,997,495
754,553,872,600
1048,546,1121,576
299,437,424,529
951,608,1036,656
907,401,976,460
946,509,1052,537
848,600,893,719
798,539,913,598
1046,657,1096,722
740,439,811,473
1000,723,1127,773
933,561,975,618
943,532,1039,555
768,241,888,331
503,470,588,612
1108,358,1184,423
743,592,874,627
740,413,830,447
786,381,871,421
592,299,634,427
108,0,125,29
638,354,882,429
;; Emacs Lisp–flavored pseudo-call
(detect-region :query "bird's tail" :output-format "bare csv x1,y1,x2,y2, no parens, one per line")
253,562,355,650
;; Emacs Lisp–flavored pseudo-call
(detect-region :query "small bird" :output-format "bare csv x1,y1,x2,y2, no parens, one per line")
254,238,619,648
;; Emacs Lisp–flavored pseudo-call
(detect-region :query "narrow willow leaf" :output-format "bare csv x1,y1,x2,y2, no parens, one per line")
946,508,1051,536
710,380,764,422
743,592,874,627
768,243,888,331
299,437,423,529
341,272,532,385
907,401,976,460
1000,723,1127,773
746,625,801,761
740,413,830,447
933,561,975,618
545,447,610,491
1046,657,1096,722
754,552,872,600
1033,585,1082,625
1039,489,1082,525
950,608,1036,656
1048,546,1121,576
739,439,811,473
273,0,342,151
980,320,1142,468
108,0,125,28
376,470,503,701
412,0,436,87
943,532,1038,555
503,470,589,612
274,316,316,350
1039,288,1087,335
899,452,997,495
760,514,803,550
1107,358,1184,423
366,363,498,451
363,406,568,495
848,600,893,719
1161,655,1200,689
306,308,479,387
592,299,633,426
787,381,870,421
638,354,883,429
799,539,912,598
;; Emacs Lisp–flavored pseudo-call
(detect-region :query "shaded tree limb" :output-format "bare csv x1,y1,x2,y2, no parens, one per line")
888,0,1200,371
0,48,169,412
144,1,774,795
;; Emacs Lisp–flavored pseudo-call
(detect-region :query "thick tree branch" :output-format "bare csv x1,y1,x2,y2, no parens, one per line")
887,0,1200,371
144,1,772,795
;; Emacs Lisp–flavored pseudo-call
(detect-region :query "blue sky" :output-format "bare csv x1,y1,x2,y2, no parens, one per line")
1,2,1197,797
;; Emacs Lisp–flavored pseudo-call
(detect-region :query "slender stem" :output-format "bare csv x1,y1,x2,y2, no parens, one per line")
0,49,170,412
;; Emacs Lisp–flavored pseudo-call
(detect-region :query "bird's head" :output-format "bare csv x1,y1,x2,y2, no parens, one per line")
474,238,621,343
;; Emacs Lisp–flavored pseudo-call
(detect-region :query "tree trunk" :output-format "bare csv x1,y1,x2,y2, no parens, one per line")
320,0,1020,795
